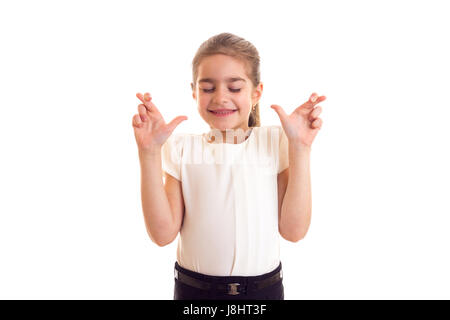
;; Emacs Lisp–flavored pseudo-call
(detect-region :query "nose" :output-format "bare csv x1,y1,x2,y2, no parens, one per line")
211,85,229,105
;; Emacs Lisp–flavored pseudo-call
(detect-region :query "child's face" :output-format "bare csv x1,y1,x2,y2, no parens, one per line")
192,54,262,133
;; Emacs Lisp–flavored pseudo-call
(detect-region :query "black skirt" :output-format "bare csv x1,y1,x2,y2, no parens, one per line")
173,261,284,300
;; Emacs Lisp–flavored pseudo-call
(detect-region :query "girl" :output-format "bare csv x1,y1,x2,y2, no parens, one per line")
132,33,326,300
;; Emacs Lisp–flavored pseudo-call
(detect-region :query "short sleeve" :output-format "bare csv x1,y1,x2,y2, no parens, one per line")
161,133,184,181
277,126,289,174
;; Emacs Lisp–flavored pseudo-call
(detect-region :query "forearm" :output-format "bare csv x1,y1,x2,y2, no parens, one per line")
279,144,312,242
139,149,174,246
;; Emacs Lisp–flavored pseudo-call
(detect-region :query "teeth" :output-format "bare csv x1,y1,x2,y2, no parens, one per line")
212,110,235,114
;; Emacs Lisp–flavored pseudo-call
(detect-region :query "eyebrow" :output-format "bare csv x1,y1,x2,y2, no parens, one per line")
198,77,246,84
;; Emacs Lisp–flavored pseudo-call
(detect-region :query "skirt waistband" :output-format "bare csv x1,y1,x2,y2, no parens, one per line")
174,261,282,285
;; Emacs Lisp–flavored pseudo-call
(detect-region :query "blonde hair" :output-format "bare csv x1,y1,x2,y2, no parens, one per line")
191,32,261,127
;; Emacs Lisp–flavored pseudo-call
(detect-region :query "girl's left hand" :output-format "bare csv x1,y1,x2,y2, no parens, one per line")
271,92,326,148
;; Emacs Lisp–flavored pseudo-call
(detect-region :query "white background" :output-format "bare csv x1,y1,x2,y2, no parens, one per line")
1,0,449,299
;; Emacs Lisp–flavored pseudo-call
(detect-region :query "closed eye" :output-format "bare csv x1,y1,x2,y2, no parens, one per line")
202,88,241,93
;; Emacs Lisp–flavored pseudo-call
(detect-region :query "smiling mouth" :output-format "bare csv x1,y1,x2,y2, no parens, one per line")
208,110,237,116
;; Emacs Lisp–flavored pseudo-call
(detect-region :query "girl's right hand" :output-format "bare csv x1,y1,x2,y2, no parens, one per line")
132,92,188,153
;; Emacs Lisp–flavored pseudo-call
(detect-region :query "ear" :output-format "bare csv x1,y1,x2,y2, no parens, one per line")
251,82,263,106
191,82,196,100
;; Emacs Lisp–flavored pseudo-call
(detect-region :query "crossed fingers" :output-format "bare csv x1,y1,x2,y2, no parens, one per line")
136,92,162,117
303,92,326,109
303,92,326,129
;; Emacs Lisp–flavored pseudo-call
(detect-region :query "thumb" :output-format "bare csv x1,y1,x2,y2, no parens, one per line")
166,116,188,134
270,104,288,121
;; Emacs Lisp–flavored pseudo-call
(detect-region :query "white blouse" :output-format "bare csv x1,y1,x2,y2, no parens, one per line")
161,125,289,276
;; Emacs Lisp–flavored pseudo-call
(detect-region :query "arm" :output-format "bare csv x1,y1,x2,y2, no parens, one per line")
271,92,326,242
278,144,312,242
139,149,177,247
133,91,188,247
